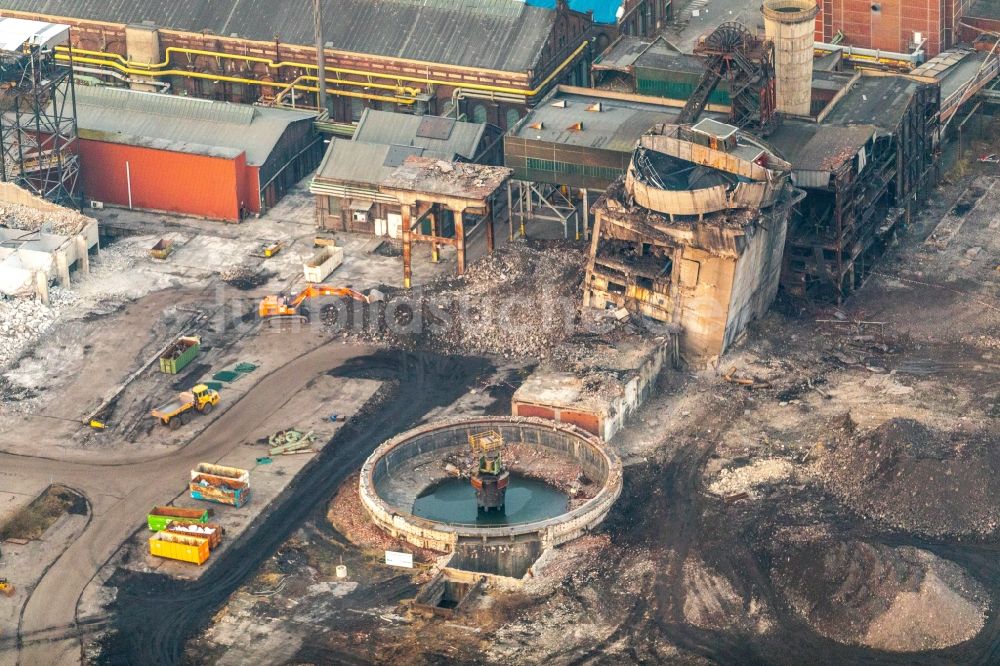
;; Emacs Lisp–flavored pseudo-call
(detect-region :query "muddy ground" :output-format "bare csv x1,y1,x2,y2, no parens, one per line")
169,133,1000,665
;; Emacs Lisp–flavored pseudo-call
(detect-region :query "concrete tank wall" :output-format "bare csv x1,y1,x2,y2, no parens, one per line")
359,417,623,553
764,0,820,117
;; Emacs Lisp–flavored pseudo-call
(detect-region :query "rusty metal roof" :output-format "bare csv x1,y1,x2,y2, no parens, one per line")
0,0,558,72
767,122,875,173
380,156,512,201
313,139,449,187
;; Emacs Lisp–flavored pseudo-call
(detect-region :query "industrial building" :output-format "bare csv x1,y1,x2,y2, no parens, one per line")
0,0,596,129
526,0,671,49
311,110,494,234
815,0,972,58
72,86,320,221
0,182,99,303
593,36,732,108
593,34,858,118
583,120,797,361
504,85,679,238
0,17,80,207
770,74,940,301
584,1,971,305
379,156,513,288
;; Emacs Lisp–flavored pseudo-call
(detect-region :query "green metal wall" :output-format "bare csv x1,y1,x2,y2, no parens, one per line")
633,67,730,106
504,136,632,189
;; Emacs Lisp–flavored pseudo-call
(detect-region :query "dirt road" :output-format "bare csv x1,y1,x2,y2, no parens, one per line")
0,341,382,665
98,351,491,664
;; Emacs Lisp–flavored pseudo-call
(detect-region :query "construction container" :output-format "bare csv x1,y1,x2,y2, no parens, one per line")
190,475,250,507
149,532,210,565
147,506,210,531
191,463,250,487
150,238,173,260
165,521,223,549
302,246,344,283
189,463,251,507
159,335,201,374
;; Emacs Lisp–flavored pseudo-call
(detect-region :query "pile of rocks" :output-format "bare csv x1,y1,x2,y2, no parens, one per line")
771,536,988,651
0,203,91,235
0,288,77,368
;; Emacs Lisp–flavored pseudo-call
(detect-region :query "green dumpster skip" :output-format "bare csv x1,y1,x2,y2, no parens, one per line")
159,336,201,375
147,505,209,531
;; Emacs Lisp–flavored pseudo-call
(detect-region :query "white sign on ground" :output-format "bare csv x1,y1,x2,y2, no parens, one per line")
385,551,413,568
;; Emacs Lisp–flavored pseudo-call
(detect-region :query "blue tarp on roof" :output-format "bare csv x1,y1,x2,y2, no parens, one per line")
524,0,623,24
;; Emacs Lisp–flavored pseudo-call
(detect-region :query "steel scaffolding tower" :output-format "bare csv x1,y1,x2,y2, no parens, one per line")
0,36,80,207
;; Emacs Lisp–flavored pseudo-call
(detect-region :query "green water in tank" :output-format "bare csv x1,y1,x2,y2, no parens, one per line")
411,474,568,526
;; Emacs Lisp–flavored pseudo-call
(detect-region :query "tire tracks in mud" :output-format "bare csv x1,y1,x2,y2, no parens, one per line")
563,387,1000,665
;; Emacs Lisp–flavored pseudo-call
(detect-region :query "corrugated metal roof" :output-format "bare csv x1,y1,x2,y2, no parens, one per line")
69,85,315,165
2,0,557,72
513,87,679,153
353,109,485,160
313,138,449,187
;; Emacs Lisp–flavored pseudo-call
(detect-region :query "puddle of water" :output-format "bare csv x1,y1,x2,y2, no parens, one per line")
412,474,567,526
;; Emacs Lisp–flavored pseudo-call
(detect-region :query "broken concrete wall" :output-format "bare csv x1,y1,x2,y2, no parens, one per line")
0,220,99,301
672,245,736,361
512,338,670,441
723,208,789,352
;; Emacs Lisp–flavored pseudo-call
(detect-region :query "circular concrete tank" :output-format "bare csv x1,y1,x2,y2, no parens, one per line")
763,0,820,117
359,417,623,553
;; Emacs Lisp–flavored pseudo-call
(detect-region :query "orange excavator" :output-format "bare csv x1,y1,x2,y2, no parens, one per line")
258,284,369,320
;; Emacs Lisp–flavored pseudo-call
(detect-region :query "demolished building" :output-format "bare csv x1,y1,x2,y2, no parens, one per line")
769,74,940,301
583,119,797,362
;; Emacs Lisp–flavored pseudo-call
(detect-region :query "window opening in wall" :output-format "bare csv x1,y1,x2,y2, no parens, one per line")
472,104,488,124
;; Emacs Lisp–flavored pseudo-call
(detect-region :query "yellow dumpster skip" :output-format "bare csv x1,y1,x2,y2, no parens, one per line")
165,521,223,550
149,531,210,565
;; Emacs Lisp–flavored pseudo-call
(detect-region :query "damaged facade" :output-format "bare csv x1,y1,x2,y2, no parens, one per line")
770,74,940,301
584,119,797,361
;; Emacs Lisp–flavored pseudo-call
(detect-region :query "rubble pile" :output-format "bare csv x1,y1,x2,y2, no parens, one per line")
219,264,271,290
334,241,585,359
0,288,77,369
771,537,988,651
816,418,1000,537
708,458,797,499
0,203,91,235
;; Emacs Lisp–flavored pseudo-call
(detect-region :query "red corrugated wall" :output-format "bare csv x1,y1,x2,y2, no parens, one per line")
244,166,261,215
78,139,253,221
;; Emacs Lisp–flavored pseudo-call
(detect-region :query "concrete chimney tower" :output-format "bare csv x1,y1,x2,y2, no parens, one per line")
762,0,819,117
